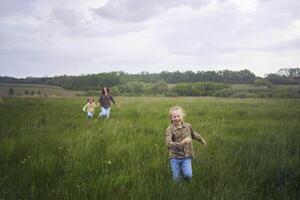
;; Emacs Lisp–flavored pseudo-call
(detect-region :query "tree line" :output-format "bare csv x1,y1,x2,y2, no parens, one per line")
1,68,299,91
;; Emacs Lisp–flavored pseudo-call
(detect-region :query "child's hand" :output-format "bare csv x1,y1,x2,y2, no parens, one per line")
180,137,191,145
202,140,207,146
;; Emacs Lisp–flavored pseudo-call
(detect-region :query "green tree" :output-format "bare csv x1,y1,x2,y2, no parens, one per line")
111,86,120,96
278,68,300,82
150,81,169,95
8,87,14,95
254,78,273,88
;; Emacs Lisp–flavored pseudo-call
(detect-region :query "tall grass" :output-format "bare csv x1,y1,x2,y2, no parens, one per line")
0,97,299,199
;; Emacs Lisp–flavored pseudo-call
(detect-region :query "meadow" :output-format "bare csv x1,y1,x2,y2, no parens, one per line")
0,97,299,200
0,83,84,97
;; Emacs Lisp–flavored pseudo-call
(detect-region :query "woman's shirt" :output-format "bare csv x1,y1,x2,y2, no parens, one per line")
99,94,115,109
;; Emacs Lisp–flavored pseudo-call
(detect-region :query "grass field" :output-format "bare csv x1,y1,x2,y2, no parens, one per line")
0,97,299,199
0,83,84,97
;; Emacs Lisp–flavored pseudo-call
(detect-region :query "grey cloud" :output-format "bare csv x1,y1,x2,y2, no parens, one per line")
0,0,36,17
155,0,300,56
155,4,244,55
1,0,299,78
94,0,210,22
260,36,300,52
49,9,146,37
51,7,85,27
255,0,300,27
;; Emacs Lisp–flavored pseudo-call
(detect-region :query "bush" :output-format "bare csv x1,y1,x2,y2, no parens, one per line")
172,82,230,96
149,81,169,95
213,89,234,97
256,92,270,98
165,91,178,97
85,90,99,97
245,93,258,98
111,87,121,96
231,92,248,98
8,87,14,95
254,78,273,88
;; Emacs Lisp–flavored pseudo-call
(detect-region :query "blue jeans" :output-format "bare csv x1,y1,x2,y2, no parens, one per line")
99,107,111,119
87,111,94,119
170,158,193,182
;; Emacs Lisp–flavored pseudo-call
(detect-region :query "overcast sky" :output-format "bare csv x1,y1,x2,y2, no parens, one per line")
0,0,299,78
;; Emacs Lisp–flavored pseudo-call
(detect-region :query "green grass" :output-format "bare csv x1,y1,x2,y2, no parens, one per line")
0,83,84,97
0,97,299,199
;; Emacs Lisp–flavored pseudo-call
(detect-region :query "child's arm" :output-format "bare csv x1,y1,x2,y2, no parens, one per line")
83,103,88,112
189,125,207,145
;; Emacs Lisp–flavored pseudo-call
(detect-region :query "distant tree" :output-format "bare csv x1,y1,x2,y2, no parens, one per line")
172,82,229,96
254,78,273,88
25,89,29,95
265,73,296,84
239,69,256,84
128,81,144,94
8,87,14,95
150,81,169,95
31,90,35,95
111,86,120,96
37,91,41,95
278,68,300,81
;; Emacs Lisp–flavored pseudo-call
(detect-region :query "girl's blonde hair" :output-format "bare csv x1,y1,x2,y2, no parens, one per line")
168,105,186,121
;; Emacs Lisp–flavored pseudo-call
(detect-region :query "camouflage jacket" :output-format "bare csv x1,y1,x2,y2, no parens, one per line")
165,122,206,159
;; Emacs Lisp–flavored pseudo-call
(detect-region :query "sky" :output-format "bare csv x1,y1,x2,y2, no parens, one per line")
0,0,299,78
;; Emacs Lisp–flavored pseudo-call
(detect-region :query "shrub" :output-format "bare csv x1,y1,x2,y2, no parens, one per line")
231,92,248,98
245,93,258,98
254,78,273,88
8,87,14,95
111,86,121,96
213,89,234,97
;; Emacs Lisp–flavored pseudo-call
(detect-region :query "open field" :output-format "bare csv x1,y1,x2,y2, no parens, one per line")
0,83,84,97
0,97,299,199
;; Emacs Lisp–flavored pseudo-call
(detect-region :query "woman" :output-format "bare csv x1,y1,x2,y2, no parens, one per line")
98,87,116,119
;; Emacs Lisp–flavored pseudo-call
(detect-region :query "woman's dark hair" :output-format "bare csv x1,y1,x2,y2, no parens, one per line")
101,87,110,95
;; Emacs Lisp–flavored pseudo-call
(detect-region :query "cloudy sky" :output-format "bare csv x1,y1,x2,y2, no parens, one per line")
0,0,299,78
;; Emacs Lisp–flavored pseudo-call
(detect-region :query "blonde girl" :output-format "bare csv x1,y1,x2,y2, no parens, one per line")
165,106,207,182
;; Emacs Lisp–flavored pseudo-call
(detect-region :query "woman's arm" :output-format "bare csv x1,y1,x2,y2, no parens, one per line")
110,95,116,104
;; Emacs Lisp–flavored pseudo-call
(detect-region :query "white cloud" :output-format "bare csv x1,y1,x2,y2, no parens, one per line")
0,0,299,77
94,0,210,22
